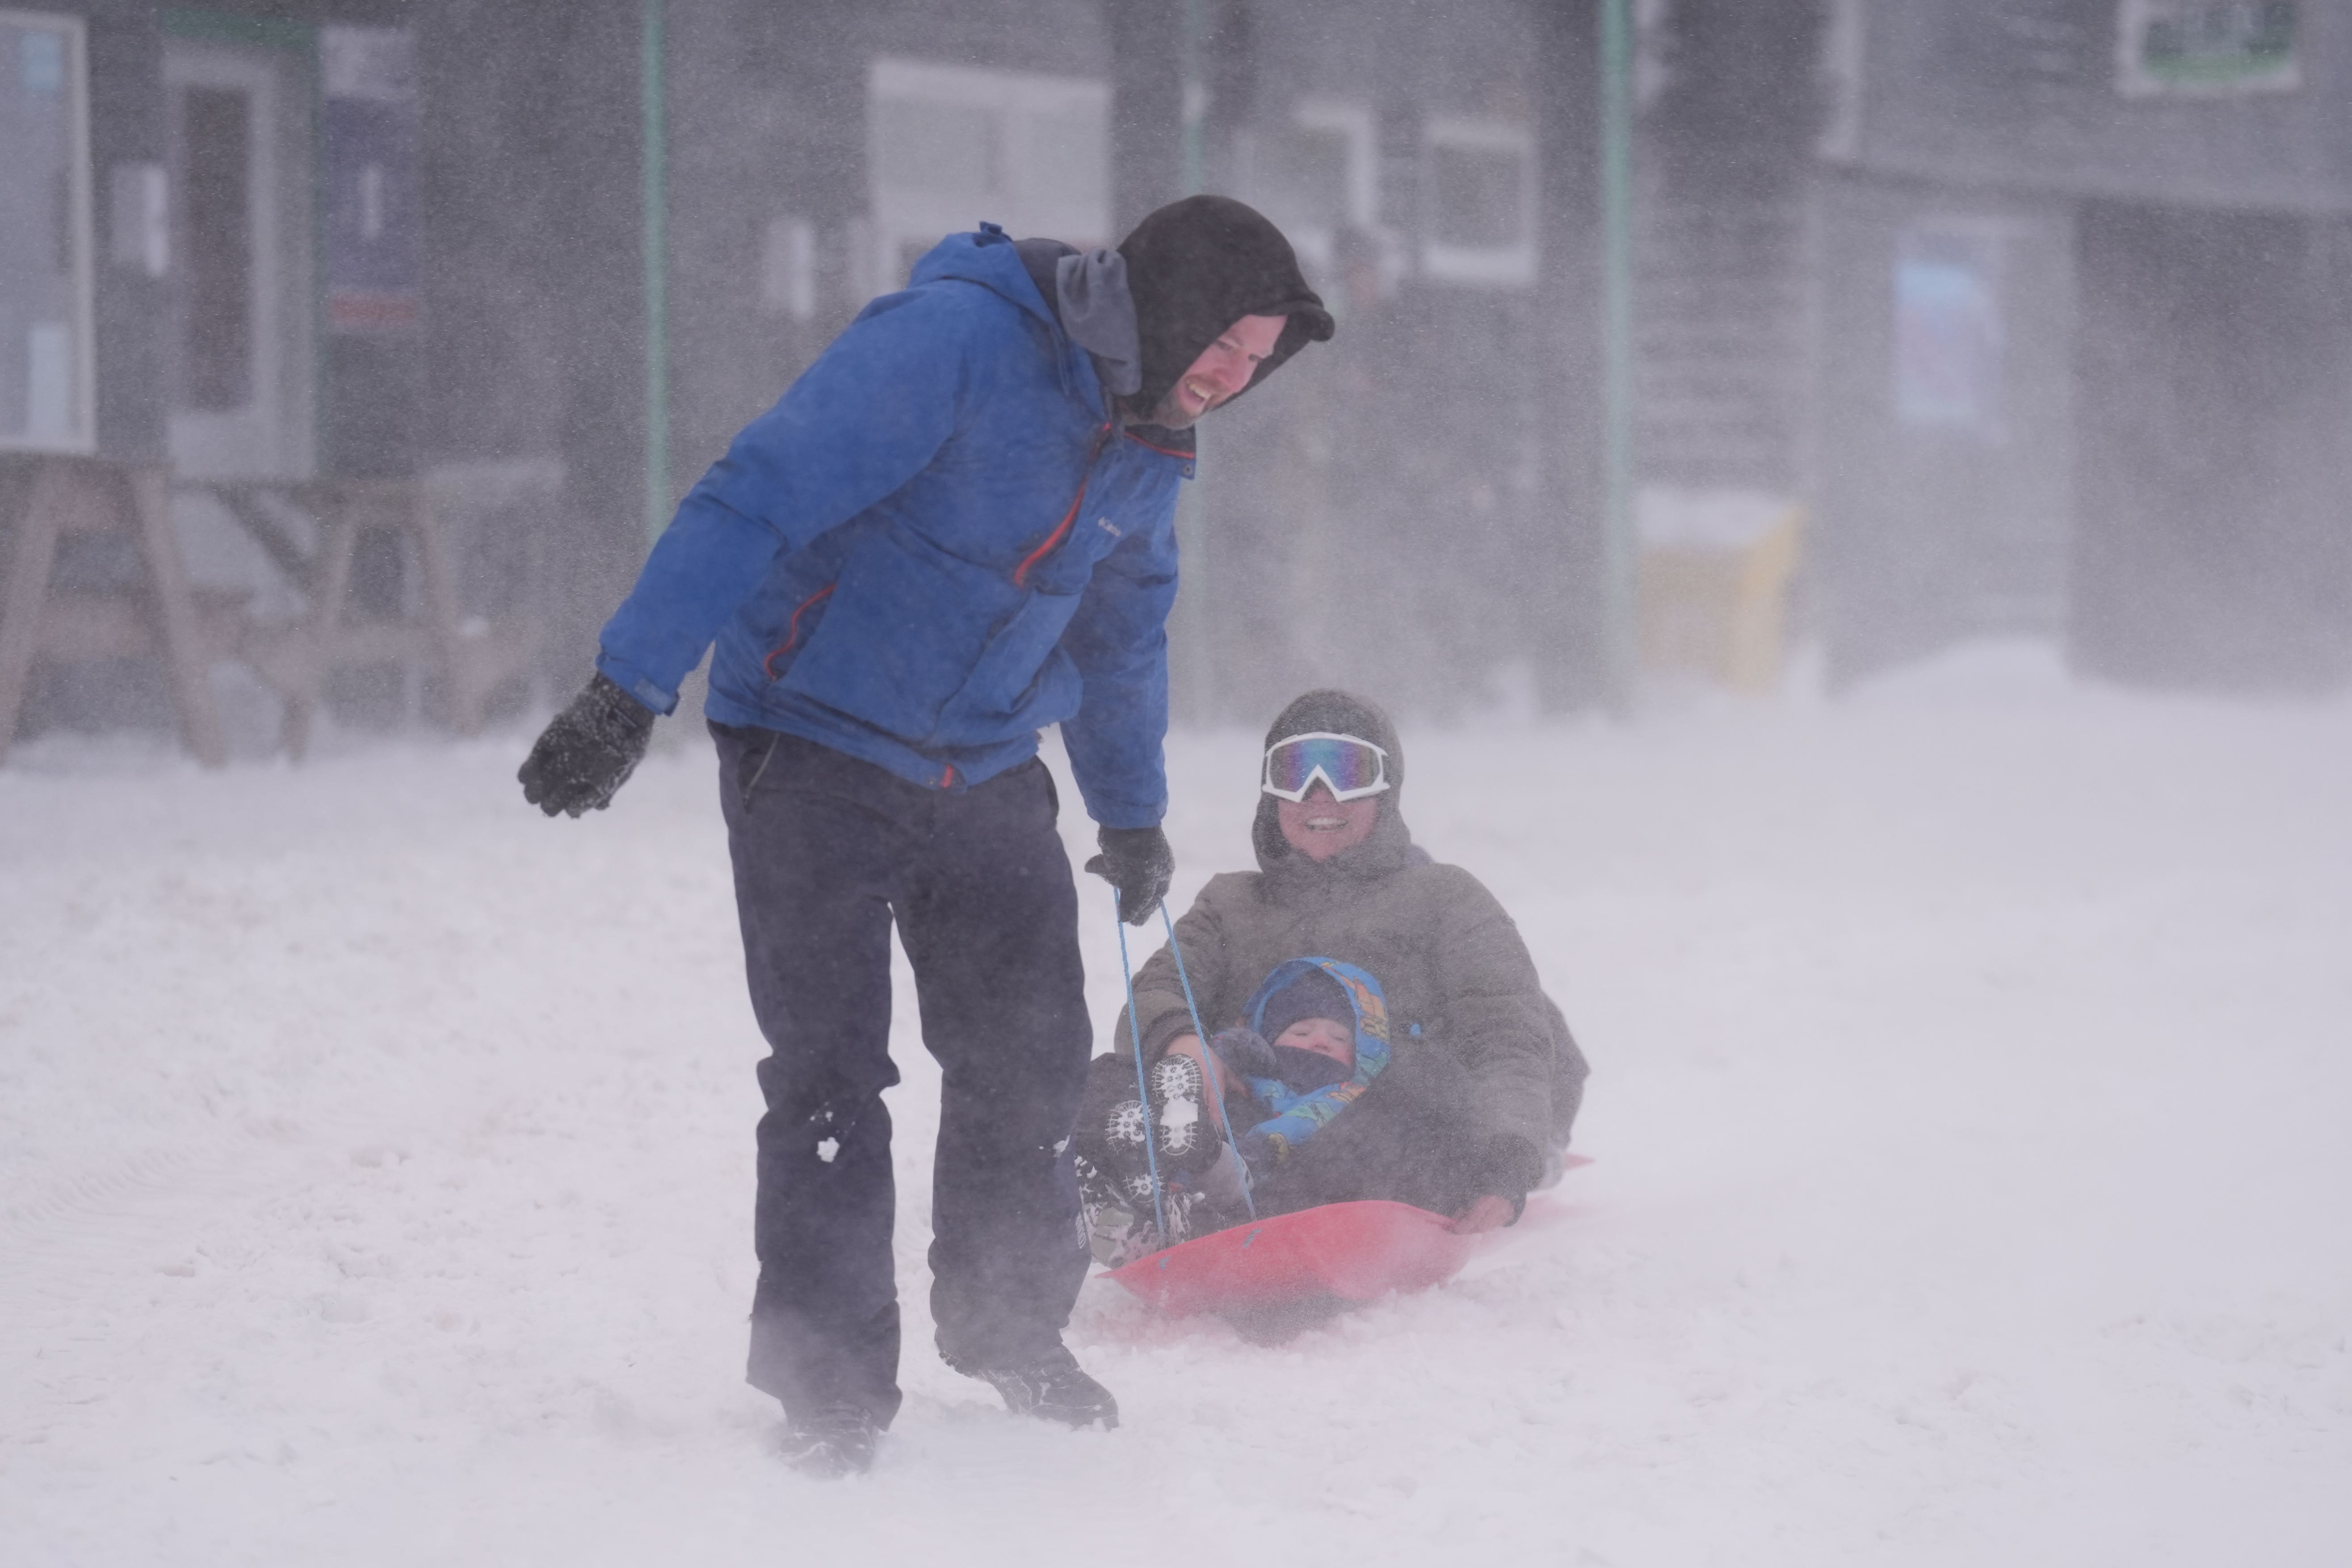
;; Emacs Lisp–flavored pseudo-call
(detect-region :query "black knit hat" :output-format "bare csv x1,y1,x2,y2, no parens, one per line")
1118,195,1335,417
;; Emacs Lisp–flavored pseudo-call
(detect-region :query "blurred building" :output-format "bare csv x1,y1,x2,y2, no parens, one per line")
3,1,2347,761
1688,0,2352,691
0,0,1605,753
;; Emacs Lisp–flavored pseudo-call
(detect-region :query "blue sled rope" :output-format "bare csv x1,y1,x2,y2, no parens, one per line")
1113,911,1168,1239
1161,903,1256,1220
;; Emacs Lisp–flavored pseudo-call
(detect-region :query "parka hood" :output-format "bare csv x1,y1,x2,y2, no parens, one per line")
1252,689,1425,891
1118,195,1335,417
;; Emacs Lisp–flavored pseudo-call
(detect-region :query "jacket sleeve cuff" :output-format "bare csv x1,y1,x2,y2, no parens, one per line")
592,652,680,717
1085,800,1166,831
1138,1008,1198,1061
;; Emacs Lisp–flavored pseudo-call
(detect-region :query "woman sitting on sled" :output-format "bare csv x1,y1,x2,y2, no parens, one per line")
1073,688,1589,1266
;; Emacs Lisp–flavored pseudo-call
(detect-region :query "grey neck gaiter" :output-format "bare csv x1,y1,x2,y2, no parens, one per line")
1055,247,1143,397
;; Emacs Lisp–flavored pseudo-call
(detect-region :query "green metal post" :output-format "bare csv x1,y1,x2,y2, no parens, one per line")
1173,0,1214,723
1180,0,1206,195
642,0,671,547
1599,0,1637,706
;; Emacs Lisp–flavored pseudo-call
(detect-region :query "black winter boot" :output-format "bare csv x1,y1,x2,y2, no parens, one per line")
967,1345,1119,1430
1090,1053,1220,1177
779,1401,881,1477
1077,1051,1226,1178
1146,1053,1221,1171
1075,1152,1216,1268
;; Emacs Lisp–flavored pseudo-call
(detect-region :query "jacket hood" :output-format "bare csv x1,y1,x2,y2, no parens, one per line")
1117,195,1335,417
911,225,1067,337
1252,689,1424,891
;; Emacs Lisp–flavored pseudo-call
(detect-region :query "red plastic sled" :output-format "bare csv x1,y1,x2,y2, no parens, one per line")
1107,1200,1477,1317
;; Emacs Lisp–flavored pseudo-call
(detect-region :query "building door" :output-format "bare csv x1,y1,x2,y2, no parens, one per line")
164,35,314,480
1809,179,2077,686
2073,202,2352,690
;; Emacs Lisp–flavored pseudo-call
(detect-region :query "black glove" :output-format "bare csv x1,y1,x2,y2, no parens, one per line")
1207,1026,1280,1081
1473,1134,1546,1223
1084,824,1173,925
517,673,657,818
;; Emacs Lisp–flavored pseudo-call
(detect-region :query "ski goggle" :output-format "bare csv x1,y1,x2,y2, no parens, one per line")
1260,732,1391,803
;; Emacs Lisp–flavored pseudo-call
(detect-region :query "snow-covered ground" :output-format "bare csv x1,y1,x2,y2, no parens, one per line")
5,642,2349,1566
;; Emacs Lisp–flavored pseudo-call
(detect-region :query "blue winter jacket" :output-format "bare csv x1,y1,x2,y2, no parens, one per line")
595,226,1191,828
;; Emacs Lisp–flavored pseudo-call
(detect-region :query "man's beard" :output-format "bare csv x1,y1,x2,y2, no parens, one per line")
1136,385,1205,430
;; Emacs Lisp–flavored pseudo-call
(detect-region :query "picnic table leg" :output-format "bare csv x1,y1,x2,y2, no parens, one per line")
127,466,228,768
406,484,483,734
285,499,361,763
0,463,67,765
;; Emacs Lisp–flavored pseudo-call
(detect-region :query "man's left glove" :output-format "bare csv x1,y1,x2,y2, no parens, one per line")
1084,824,1173,925
518,673,657,818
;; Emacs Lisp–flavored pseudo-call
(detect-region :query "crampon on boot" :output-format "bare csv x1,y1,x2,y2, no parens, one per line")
1095,1051,1221,1182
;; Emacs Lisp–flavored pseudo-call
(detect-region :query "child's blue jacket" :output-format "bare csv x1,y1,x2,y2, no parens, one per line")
595,225,1189,828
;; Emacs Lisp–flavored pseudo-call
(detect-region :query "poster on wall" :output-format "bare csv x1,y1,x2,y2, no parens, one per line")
1893,225,2005,438
0,12,93,451
321,25,418,333
2117,0,2299,96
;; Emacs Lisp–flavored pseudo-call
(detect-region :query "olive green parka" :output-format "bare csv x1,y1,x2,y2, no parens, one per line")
1113,691,1587,1210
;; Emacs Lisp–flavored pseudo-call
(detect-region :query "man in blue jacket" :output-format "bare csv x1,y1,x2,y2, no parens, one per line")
518,196,1331,1475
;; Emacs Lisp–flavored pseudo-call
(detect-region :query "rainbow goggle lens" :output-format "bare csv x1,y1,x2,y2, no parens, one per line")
1260,732,1392,803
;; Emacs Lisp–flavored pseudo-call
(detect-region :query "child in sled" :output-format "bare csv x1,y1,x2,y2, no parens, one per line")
1072,689,1588,1266
1076,955,1394,1265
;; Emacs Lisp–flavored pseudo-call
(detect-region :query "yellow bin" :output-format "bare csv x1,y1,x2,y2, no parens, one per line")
1636,491,1802,695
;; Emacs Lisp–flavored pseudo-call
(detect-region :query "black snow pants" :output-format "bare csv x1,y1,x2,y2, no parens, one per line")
712,723,1093,1428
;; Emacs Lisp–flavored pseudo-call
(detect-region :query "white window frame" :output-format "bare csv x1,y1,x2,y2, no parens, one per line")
162,33,318,482
1238,98,1377,277
1,8,97,454
1420,116,1537,288
866,57,1111,293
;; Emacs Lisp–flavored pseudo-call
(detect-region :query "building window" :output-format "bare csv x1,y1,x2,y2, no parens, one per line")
1420,117,1536,287
867,58,1110,292
1239,100,1376,278
180,84,254,411
2117,0,2300,97
0,9,94,452
162,28,316,481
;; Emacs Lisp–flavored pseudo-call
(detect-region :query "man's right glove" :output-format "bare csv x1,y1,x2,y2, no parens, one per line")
518,673,657,818
1084,824,1173,925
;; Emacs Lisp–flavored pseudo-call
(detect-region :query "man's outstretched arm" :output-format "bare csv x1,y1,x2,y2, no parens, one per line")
521,290,983,815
